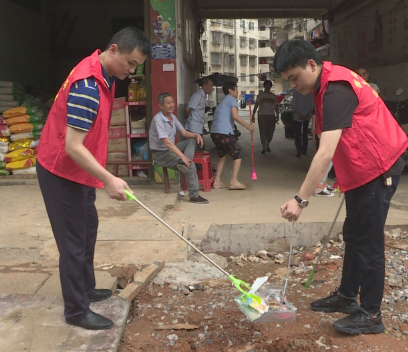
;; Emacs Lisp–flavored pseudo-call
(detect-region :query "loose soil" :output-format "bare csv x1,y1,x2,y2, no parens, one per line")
118,241,408,352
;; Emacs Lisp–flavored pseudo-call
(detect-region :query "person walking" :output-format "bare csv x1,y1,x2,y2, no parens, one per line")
292,90,314,157
36,27,150,330
275,39,408,335
252,80,279,154
210,82,254,190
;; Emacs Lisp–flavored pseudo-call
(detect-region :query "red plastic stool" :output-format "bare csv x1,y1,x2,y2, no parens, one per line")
183,152,214,192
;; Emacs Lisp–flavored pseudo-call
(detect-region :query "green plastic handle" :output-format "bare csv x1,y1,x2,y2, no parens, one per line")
229,275,252,296
124,190,137,200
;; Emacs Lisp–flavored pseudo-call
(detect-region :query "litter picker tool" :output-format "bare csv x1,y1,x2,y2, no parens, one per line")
282,221,295,306
249,99,257,180
303,195,345,289
124,190,263,309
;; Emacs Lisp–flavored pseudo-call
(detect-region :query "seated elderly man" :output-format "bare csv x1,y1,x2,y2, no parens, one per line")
149,92,209,204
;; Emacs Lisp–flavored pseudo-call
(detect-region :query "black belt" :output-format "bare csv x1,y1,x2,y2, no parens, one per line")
152,149,169,153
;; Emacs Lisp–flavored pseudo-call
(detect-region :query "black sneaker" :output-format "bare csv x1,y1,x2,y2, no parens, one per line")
190,195,209,204
333,309,385,334
311,289,359,313
176,162,189,174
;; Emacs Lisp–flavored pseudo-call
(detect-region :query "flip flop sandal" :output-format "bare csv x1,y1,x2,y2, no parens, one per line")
212,182,227,189
229,185,246,190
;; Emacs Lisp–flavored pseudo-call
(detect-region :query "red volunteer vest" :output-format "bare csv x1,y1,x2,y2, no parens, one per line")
38,50,115,188
314,61,408,192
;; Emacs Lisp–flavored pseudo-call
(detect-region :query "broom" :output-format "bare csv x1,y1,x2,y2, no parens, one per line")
249,99,257,180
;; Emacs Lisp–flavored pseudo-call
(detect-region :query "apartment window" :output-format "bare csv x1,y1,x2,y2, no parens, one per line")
250,90,255,95
240,74,246,82
212,32,222,44
249,22,254,30
202,40,207,53
241,91,246,95
228,35,234,47
240,20,245,29
259,26,266,31
239,55,248,66
250,75,255,83
249,39,256,49
229,55,235,66
224,53,230,66
223,33,229,46
224,19,234,27
239,37,247,48
249,56,256,66
211,19,222,24
211,53,221,65
260,41,266,48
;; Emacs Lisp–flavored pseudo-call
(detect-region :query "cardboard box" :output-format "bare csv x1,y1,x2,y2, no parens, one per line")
131,118,146,129
108,138,127,152
106,164,128,177
108,125,127,139
106,152,127,162
110,97,126,125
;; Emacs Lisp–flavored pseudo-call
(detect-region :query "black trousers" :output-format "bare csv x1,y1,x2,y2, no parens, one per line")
37,162,97,319
293,120,309,153
339,174,400,314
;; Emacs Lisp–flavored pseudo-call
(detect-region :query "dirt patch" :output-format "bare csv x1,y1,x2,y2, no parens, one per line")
118,240,408,352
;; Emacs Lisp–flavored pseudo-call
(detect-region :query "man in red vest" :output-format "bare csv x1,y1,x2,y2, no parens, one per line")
274,40,408,335
37,27,150,330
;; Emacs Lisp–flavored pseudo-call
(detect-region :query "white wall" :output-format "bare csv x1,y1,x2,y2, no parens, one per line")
0,0,47,90
330,0,408,101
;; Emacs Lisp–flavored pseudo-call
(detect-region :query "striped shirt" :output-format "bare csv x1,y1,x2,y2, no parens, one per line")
67,65,114,131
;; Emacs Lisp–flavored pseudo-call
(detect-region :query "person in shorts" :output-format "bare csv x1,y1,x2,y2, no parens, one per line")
210,82,254,190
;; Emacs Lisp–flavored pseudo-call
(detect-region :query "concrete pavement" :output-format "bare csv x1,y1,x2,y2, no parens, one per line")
0,109,407,351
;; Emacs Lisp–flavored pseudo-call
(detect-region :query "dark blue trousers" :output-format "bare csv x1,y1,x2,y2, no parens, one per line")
37,162,97,319
293,120,309,153
339,174,400,314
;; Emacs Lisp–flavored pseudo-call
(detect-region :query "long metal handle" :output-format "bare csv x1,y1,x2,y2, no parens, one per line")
282,221,295,303
314,195,345,266
126,191,230,277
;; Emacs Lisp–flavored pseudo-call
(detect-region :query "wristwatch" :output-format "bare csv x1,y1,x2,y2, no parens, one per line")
294,194,309,208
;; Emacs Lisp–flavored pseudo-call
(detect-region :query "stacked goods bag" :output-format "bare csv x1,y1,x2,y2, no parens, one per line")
2,106,43,142
0,137,10,175
0,81,25,113
5,148,37,175
0,116,10,137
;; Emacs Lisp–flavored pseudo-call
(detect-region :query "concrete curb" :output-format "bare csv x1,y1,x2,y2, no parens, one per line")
118,261,165,303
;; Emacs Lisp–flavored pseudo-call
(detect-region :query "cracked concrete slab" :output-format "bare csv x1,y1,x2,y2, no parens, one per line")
0,273,49,294
0,294,129,352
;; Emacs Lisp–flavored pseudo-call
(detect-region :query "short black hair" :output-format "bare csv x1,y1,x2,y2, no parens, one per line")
222,81,237,95
273,39,322,74
158,92,173,104
264,80,272,87
201,77,213,86
106,27,150,55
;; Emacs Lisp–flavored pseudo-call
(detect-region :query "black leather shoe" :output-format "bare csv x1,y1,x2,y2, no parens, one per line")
66,311,114,330
311,289,359,313
88,289,112,302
